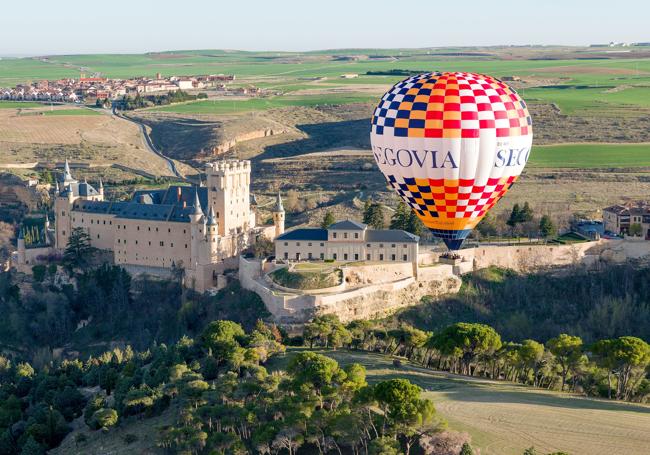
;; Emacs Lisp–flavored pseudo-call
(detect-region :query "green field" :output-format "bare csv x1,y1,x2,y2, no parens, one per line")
269,349,650,455
0,101,43,109
530,143,650,168
149,93,376,114
4,51,650,118
41,108,102,116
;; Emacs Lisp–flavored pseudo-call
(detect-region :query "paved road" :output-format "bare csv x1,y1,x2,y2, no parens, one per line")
112,107,184,179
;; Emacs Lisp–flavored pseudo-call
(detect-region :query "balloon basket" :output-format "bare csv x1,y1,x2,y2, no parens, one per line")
438,251,463,266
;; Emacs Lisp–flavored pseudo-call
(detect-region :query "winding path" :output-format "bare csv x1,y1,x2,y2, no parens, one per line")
112,107,184,179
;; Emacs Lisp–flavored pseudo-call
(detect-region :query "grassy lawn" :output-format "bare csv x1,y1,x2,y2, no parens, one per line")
270,266,341,290
529,143,650,168
269,348,650,455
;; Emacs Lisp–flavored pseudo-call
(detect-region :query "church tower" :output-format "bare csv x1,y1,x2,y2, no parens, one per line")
272,191,285,238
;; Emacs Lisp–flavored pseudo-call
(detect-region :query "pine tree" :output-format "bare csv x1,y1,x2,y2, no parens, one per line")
539,215,557,239
63,227,94,269
507,203,521,227
364,203,385,229
321,211,335,229
390,202,409,230
519,201,534,223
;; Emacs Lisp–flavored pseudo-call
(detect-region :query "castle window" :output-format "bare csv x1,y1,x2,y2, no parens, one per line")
117,239,120,243
344,253,348,260
97,234,100,239
308,242,312,247
137,226,140,231
183,229,186,234
354,253,359,260
109,221,112,225
148,241,151,246
366,243,371,247
284,242,288,246
135,240,138,244
403,254,408,261
185,244,188,248
90,220,93,224
379,244,384,248
320,243,324,247
284,252,288,259
354,233,359,239
117,225,120,230
62,230,66,235
333,253,337,260
296,242,300,246
168,228,171,233
156,227,158,232
62,211,65,216
148,227,151,231
366,254,371,260
103,220,106,225
379,254,384,261
308,253,313,259
391,254,396,261
344,233,348,239
124,240,127,244
171,243,174,247
333,233,337,239
403,244,407,248
160,241,164,246
320,253,324,259
391,244,396,248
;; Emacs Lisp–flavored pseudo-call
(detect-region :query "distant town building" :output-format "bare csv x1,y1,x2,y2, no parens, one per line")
603,202,650,238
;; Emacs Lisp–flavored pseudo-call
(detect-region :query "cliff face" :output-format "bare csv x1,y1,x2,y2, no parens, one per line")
211,128,285,155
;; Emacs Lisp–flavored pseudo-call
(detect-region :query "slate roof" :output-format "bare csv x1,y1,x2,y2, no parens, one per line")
329,220,367,230
277,228,328,241
73,185,209,223
366,230,419,243
61,181,100,198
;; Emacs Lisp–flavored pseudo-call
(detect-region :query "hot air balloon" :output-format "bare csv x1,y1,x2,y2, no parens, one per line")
370,72,533,250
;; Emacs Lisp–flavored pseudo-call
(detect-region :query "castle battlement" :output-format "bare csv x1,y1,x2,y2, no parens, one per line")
206,159,251,175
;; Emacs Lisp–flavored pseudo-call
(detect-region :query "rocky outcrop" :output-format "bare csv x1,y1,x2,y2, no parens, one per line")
212,129,285,155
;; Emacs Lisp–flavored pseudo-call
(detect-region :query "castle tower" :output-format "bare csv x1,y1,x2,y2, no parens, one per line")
189,188,204,269
54,163,76,249
272,191,285,238
204,160,251,237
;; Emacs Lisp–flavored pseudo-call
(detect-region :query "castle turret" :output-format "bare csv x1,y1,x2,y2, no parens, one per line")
189,188,204,268
272,191,285,238
98,178,104,199
62,158,76,185
205,205,220,262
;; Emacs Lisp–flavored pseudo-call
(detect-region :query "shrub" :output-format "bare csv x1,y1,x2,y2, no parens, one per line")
91,408,118,430
32,265,47,282
124,433,138,444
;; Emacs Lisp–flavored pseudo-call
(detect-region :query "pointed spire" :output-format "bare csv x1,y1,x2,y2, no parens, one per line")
63,158,73,182
192,188,203,215
55,180,60,194
98,178,103,190
206,205,217,226
274,191,284,212
18,228,24,240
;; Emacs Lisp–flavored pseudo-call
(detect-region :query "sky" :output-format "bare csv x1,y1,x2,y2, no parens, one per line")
1,0,648,55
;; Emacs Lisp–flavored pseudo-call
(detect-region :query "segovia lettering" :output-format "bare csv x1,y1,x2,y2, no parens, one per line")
372,146,530,169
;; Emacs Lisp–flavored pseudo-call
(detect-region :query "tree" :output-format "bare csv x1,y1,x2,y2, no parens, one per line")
629,223,642,237
201,320,246,366
507,204,521,228
321,211,335,229
363,202,385,229
517,340,545,386
519,202,534,223
368,436,401,455
252,236,274,258
91,408,118,430
460,442,475,455
373,378,438,454
546,334,583,391
604,336,650,400
432,323,502,376
63,227,94,269
539,215,557,239
288,351,347,408
390,201,410,231
303,314,351,349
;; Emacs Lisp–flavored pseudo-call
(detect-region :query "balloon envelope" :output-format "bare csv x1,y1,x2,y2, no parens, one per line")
370,72,533,250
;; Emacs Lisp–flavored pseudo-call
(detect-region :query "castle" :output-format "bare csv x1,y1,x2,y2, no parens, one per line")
17,159,284,291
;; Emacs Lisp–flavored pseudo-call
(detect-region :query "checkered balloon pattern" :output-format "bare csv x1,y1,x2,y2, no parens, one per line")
370,72,533,249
